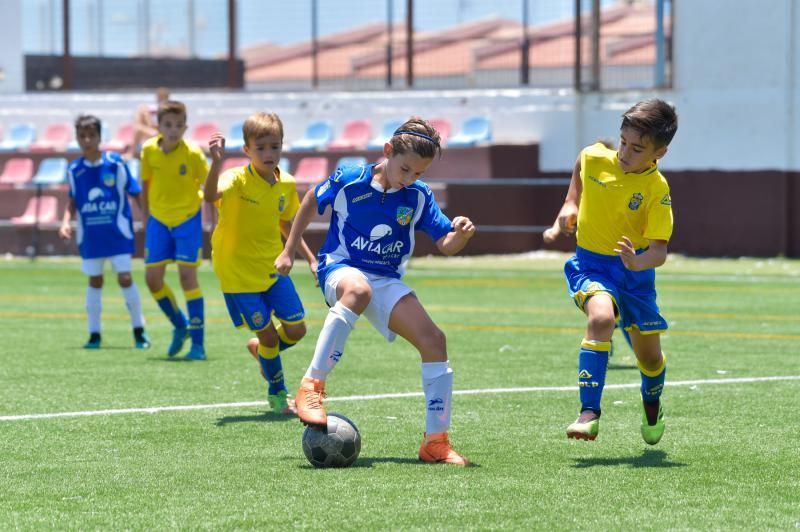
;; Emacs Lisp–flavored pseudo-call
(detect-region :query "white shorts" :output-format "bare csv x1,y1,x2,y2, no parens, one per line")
323,266,413,342
81,254,133,277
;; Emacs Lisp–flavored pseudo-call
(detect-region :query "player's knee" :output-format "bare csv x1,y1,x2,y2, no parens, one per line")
178,268,197,289
88,275,103,288
423,325,447,353
117,272,133,287
284,321,307,341
256,327,279,347
342,282,372,311
144,269,162,291
587,312,616,335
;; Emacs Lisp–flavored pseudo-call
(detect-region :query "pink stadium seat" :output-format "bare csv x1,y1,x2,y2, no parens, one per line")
293,157,329,185
191,122,219,150
328,120,372,150
101,122,135,153
222,157,250,171
11,195,58,225
429,118,452,147
29,123,72,153
0,157,35,188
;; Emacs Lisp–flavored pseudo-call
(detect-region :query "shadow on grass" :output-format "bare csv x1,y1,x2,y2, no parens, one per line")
215,412,296,426
607,362,638,370
571,449,686,469
298,457,480,469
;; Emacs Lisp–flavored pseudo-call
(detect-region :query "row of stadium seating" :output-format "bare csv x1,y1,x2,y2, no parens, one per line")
0,116,492,154
0,155,369,189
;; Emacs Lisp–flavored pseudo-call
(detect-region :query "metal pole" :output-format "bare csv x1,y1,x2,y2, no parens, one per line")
590,0,600,91
574,0,581,91
386,0,393,88
654,0,665,87
227,0,237,87
406,0,413,87
521,0,530,85
62,0,72,89
311,0,318,88
188,0,195,57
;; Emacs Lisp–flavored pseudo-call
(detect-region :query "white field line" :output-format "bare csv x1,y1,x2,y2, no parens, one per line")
1,375,799,422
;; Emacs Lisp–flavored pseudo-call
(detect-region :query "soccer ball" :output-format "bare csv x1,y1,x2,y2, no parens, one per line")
302,412,361,468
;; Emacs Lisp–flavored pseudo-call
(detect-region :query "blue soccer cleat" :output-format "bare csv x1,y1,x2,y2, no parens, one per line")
184,344,206,361
167,327,189,357
83,333,101,349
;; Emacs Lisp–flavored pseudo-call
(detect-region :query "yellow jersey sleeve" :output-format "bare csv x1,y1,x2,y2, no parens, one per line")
576,143,673,254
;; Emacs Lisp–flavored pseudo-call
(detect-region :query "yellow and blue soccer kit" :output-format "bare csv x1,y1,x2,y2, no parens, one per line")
211,163,305,394
140,136,209,349
564,142,673,413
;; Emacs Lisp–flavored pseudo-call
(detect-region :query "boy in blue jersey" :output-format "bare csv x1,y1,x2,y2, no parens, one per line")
59,115,150,349
276,117,476,465
552,99,678,444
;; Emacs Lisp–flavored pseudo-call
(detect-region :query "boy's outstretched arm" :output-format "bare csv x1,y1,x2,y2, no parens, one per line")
615,237,668,271
275,191,319,275
280,219,319,284
547,155,583,240
204,132,225,202
436,216,476,256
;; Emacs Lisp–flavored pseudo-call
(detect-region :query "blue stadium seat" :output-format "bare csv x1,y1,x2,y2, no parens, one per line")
367,119,403,150
335,156,368,169
0,123,36,152
447,116,492,148
31,157,68,186
126,158,141,180
225,121,245,152
290,121,333,151
279,157,290,173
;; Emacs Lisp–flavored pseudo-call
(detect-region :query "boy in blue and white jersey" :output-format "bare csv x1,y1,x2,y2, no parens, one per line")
59,115,150,350
277,117,477,465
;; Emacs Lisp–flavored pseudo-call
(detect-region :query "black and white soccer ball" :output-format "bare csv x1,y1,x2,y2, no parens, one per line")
302,412,361,468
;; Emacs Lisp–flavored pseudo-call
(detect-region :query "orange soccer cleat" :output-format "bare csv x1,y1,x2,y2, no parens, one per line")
418,432,470,465
296,377,327,426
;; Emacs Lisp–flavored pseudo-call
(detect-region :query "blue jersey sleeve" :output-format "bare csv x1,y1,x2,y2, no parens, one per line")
415,183,452,243
314,165,364,214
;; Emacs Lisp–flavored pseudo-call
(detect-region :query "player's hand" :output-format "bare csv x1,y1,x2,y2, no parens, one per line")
557,210,578,236
542,222,561,244
308,259,319,286
614,235,640,270
452,216,476,239
275,250,294,276
208,133,225,162
58,223,72,241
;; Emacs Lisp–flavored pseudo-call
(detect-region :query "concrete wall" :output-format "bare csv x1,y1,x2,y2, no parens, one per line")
0,0,24,94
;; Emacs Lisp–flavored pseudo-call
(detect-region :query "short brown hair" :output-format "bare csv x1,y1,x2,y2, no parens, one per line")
74,114,102,136
242,112,284,146
390,116,442,159
157,100,187,124
621,99,678,148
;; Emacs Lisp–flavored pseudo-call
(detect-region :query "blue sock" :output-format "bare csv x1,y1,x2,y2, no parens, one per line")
639,354,666,402
185,289,204,347
578,339,610,413
151,285,187,329
258,344,287,395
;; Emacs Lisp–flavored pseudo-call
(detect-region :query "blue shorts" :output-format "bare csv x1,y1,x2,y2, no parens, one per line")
145,210,203,266
564,246,667,334
223,275,305,331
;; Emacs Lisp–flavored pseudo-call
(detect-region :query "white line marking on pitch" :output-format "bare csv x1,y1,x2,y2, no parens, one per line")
1,375,798,422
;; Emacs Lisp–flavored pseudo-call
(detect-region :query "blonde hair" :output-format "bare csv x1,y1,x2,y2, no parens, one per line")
157,100,186,123
243,112,284,146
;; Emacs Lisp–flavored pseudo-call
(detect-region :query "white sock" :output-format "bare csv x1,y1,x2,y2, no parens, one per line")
305,302,359,380
121,283,145,328
86,286,102,334
422,362,453,434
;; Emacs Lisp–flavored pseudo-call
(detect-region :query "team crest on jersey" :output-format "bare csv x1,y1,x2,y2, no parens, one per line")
179,164,187,176
628,192,644,210
278,194,286,213
660,193,672,206
102,172,115,187
251,311,265,328
396,206,414,226
333,168,344,182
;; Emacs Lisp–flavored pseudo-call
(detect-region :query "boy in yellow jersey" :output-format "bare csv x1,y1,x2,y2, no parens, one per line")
553,99,678,444
140,100,209,360
205,112,318,414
